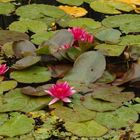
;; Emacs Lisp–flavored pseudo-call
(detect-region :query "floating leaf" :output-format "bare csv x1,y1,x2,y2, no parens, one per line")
95,44,126,56
0,2,15,15
95,106,138,129
64,120,108,137
64,51,106,84
0,30,29,45
68,18,101,29
58,5,87,17
82,94,122,112
0,80,17,94
16,4,66,19
90,0,133,14
12,40,36,58
132,123,140,133
56,0,84,6
0,114,8,125
12,56,41,70
102,14,140,34
0,88,51,113
10,66,51,83
92,86,135,103
0,112,34,137
94,28,121,44
52,102,96,122
9,19,47,33
31,31,56,45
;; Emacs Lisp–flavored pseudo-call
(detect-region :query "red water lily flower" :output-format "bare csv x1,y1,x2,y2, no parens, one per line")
45,82,76,105
68,27,94,43
0,64,9,75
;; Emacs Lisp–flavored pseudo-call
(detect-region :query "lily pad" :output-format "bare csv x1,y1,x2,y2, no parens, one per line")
64,120,108,137
95,106,138,129
102,14,140,34
31,31,56,45
64,51,106,84
10,66,51,83
12,56,41,70
0,80,17,94
94,28,121,44
90,0,133,14
0,30,29,45
0,88,51,113
82,94,122,112
0,2,15,15
9,19,47,33
95,44,126,56
0,112,34,137
56,0,84,6
16,4,66,19
92,86,135,103
68,18,101,29
132,123,140,133
12,40,36,58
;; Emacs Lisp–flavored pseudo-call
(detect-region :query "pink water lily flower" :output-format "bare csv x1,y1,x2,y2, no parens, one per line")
68,27,94,43
45,82,76,105
0,64,9,75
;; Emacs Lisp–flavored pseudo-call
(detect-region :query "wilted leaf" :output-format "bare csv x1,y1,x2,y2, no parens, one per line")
0,112,34,137
12,56,41,70
64,120,108,137
0,80,17,94
21,84,52,96
82,94,122,112
64,51,106,84
58,5,87,17
0,30,29,45
12,40,36,58
95,106,138,129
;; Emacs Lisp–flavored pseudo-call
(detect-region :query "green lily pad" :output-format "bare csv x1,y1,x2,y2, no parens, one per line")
0,30,29,45
10,66,51,83
16,4,66,19
64,51,106,84
90,0,133,14
95,44,126,56
95,106,138,129
52,102,96,122
0,2,15,15
119,35,140,46
31,31,56,45
0,88,51,113
0,80,17,94
133,123,140,133
82,94,122,112
12,56,41,70
0,112,34,137
68,18,101,29
64,120,108,137
94,28,121,44
92,86,135,103
56,0,84,6
102,14,140,34
9,19,47,33
0,114,8,125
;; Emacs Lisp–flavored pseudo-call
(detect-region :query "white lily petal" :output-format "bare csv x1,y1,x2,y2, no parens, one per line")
48,98,59,105
62,97,71,103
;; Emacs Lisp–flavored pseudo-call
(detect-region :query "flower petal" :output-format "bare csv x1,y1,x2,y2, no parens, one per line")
44,90,54,96
48,98,59,105
62,97,71,103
